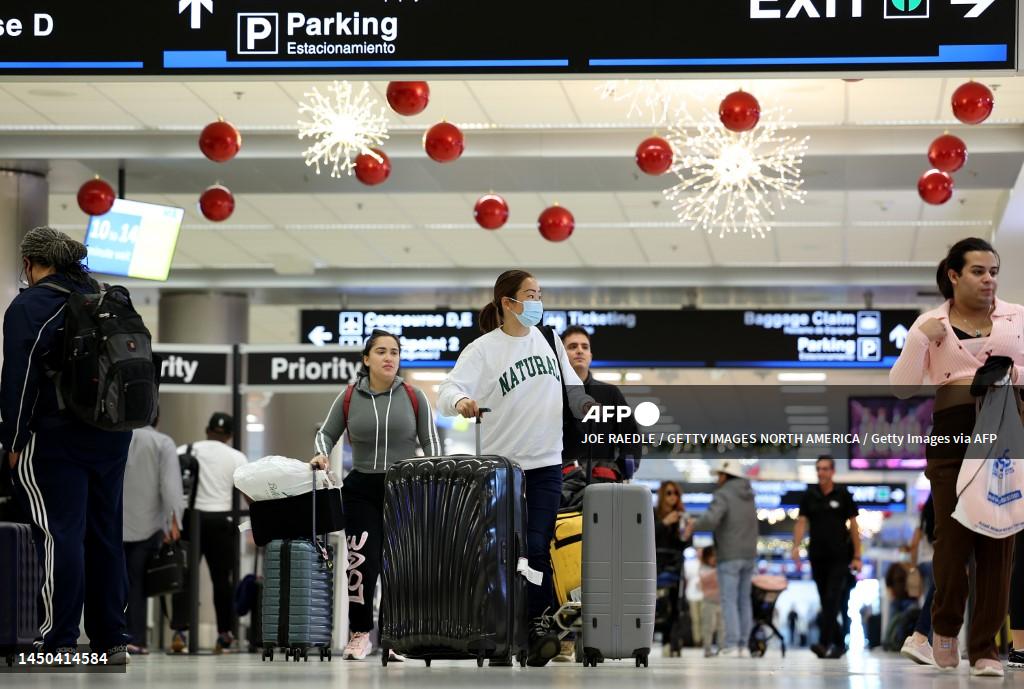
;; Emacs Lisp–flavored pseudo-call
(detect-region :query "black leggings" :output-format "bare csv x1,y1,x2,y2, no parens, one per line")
1012,530,1024,631
342,471,385,633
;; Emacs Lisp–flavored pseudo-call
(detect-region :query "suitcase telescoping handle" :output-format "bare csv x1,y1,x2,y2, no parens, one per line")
474,408,492,456
309,465,329,561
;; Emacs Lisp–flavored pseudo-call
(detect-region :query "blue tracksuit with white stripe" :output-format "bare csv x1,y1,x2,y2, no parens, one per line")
0,274,132,651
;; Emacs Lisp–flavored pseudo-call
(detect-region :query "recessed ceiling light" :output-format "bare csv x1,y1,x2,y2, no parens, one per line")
778,372,827,382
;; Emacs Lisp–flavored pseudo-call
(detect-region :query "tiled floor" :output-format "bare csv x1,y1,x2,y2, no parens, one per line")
4,649,1023,687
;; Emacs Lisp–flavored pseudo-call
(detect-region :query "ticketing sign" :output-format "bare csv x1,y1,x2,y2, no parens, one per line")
0,1,1014,75
300,308,919,368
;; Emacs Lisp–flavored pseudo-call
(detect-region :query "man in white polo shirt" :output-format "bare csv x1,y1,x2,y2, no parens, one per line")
170,413,248,655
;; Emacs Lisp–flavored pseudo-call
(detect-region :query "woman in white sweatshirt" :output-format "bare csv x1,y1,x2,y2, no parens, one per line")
437,269,595,667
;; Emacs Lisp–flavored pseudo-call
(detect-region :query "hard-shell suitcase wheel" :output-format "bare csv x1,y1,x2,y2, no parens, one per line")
424,656,432,667
382,645,390,667
517,651,527,667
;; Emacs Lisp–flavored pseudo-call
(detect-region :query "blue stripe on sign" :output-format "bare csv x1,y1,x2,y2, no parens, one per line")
589,44,1008,67
0,61,144,69
164,50,568,69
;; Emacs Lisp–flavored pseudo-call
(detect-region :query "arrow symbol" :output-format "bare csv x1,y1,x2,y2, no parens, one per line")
889,324,909,350
308,325,333,347
950,0,996,18
179,0,214,29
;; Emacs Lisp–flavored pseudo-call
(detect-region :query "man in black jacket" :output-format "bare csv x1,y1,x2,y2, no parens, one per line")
560,326,642,478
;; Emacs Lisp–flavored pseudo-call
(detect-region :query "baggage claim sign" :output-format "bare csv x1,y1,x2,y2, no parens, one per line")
300,308,919,369
0,0,1014,75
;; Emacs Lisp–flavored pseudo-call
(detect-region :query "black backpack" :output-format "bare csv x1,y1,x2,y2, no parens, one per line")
42,282,158,431
538,325,584,456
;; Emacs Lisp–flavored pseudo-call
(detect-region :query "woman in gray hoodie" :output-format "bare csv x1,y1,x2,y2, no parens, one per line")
684,459,758,658
310,329,441,661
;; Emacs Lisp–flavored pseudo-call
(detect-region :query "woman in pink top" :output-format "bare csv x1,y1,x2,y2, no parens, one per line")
889,237,1019,677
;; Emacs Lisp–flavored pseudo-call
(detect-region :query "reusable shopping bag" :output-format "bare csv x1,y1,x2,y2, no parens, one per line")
951,383,1024,538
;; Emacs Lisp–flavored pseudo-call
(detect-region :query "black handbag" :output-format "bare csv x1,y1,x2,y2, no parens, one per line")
144,541,187,597
247,487,344,547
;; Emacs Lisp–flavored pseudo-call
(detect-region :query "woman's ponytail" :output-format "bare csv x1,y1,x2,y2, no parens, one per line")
479,302,500,334
935,258,953,300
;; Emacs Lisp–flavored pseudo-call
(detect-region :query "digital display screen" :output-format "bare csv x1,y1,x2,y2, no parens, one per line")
848,396,933,470
85,199,184,281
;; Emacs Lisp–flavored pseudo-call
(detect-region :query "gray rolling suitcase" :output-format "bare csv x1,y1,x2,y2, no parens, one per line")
581,483,656,667
260,469,335,662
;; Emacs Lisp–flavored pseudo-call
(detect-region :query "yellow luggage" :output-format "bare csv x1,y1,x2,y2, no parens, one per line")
550,510,583,605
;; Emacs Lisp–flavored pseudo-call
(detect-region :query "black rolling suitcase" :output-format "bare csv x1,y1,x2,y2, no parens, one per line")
380,411,529,667
1,523,41,667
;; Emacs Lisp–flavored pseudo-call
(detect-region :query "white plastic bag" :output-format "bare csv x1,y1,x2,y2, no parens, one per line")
951,384,1024,538
233,455,335,501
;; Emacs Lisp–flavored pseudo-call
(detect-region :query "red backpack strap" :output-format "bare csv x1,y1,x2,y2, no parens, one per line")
402,382,420,418
342,384,355,436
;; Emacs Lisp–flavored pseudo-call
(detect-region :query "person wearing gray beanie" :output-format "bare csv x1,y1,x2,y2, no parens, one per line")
19,226,91,287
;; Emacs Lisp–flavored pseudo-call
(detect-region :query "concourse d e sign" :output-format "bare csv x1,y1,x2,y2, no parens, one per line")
0,14,53,38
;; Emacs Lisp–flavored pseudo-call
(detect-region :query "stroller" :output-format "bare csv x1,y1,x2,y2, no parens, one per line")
748,575,788,658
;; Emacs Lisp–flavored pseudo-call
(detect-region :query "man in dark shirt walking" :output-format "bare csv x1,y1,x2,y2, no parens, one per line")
792,455,861,659
560,326,641,478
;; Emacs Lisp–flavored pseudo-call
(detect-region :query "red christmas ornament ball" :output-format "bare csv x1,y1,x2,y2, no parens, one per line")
386,81,430,116
918,170,954,205
951,82,994,125
77,178,115,216
424,122,465,163
928,134,968,173
199,185,235,221
719,91,761,132
474,194,509,230
538,205,575,242
354,149,391,186
199,119,242,163
635,136,674,176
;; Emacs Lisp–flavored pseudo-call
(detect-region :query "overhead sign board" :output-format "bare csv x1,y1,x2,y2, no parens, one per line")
677,481,909,512
301,308,920,368
243,345,362,391
153,344,231,393
0,1,1014,75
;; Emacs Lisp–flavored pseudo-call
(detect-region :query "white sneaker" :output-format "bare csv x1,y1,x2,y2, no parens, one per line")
970,659,1005,677
718,647,740,658
900,636,935,666
387,649,406,663
739,647,751,658
343,632,372,660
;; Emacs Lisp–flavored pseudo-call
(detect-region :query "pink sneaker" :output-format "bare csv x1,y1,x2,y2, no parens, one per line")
900,636,934,666
970,659,1004,677
932,634,960,671
343,632,372,660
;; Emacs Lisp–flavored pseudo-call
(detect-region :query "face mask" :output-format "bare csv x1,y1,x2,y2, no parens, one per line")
509,298,543,327
19,261,30,288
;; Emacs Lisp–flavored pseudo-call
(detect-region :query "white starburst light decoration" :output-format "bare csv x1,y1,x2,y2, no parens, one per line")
664,109,809,239
600,80,685,126
298,81,390,179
